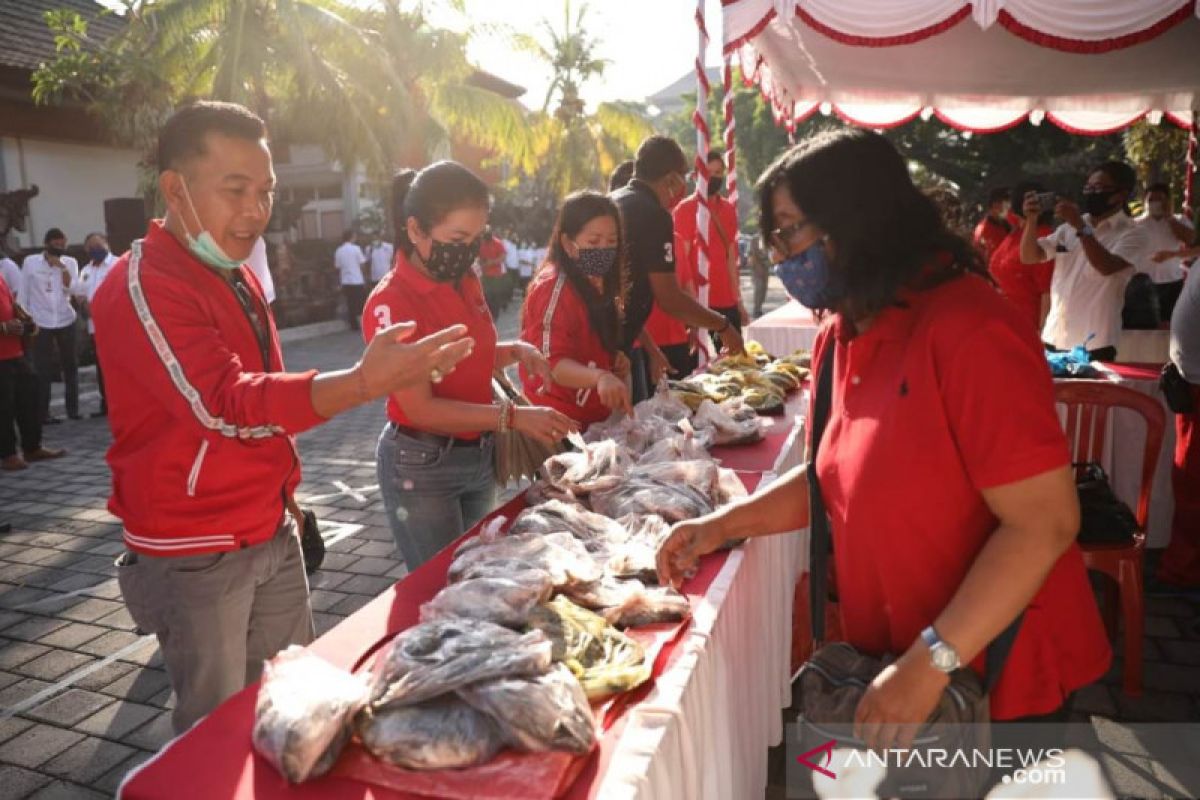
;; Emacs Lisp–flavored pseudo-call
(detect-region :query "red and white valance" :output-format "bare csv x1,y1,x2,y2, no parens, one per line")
723,0,1200,135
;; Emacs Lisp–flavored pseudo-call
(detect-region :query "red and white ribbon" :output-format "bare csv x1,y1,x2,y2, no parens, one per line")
1185,113,1198,218
722,57,738,206
694,0,711,308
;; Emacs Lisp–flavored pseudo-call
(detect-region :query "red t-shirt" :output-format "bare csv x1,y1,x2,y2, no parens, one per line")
0,279,22,360
973,214,1016,262
812,273,1110,720
989,225,1054,333
642,231,694,348
519,264,615,427
363,249,498,438
478,236,506,278
673,195,739,309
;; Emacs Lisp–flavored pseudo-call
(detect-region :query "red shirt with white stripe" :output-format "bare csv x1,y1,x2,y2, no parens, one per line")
673,194,739,309
519,263,615,427
363,248,498,437
811,272,1110,720
92,221,324,556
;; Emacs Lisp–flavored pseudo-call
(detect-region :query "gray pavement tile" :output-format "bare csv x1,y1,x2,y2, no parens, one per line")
1159,639,1200,665
0,677,53,709
350,540,396,559
344,556,395,576
28,780,109,800
91,606,137,631
1114,689,1199,722
0,723,85,769
79,629,146,658
99,667,171,705
307,589,350,613
46,571,107,594
0,585,53,609
71,659,137,694
1140,662,1200,695
0,715,34,744
2,616,70,643
146,686,175,710
0,765,52,798
1072,682,1118,717
337,574,395,596
0,563,42,585
26,687,115,727
1145,615,1181,639
14,648,95,681
122,711,175,751
75,699,160,739
95,750,155,794
79,579,123,601
0,640,51,669
38,621,108,650
306,569,353,591
56,597,124,623
313,612,343,637
0,670,22,692
41,734,137,784
328,593,373,616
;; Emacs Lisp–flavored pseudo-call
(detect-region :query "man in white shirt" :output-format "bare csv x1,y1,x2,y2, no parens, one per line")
500,230,520,306
1137,182,1195,321
1020,161,1148,362
367,236,394,290
0,255,20,302
334,229,367,331
518,243,536,291
22,227,81,422
75,232,119,416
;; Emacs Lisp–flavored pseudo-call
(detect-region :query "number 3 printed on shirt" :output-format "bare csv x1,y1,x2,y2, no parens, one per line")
663,242,674,263
373,305,392,332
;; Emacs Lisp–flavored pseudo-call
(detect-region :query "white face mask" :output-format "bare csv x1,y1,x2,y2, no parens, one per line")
178,177,244,271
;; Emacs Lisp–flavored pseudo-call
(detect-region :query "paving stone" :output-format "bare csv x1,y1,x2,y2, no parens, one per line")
328,593,373,616
147,686,175,710
86,540,125,557
0,722,85,768
58,597,123,623
345,556,394,576
1144,595,1200,619
0,765,52,798
0,563,42,583
1115,689,1199,722
2,546,60,566
313,612,343,637
1141,662,1200,695
2,615,70,642
14,648,94,681
75,699,160,739
0,716,34,744
38,621,108,650
95,750,155,794
307,589,350,612
28,780,108,800
319,552,360,572
47,571,107,594
42,734,137,784
92,606,138,631
99,667,171,704
72,659,137,693
1072,682,1117,717
80,579,123,600
123,711,175,751
68,555,119,575
307,569,353,591
0,676,53,708
1144,615,1180,639
0,670,20,692
0,584,53,608
26,687,116,727
337,574,394,596
0,639,51,669
1159,639,1200,666
0,609,27,631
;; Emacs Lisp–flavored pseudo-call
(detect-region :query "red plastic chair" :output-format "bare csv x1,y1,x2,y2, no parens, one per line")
1055,379,1165,696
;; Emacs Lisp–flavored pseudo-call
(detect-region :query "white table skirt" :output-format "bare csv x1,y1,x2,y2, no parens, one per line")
595,418,809,800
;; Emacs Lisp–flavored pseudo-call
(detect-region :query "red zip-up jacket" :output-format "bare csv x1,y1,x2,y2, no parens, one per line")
92,222,326,556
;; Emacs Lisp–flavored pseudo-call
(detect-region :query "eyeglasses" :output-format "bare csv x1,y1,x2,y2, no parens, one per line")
768,220,811,253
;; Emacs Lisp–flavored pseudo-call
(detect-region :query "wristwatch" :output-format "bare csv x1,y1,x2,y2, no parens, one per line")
1076,224,1096,238
920,626,961,673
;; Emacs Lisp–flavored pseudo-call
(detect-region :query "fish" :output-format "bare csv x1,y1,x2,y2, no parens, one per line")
635,425,712,466
601,585,692,629
369,618,553,709
420,571,555,629
539,436,629,495
589,476,715,523
691,398,763,446
526,596,650,700
508,499,630,557
356,696,504,771
447,530,603,588
457,663,597,754
251,646,369,783
606,514,671,582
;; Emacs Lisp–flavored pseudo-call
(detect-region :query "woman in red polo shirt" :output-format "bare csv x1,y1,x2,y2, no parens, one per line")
658,130,1110,741
365,162,577,569
519,191,633,427
990,181,1055,333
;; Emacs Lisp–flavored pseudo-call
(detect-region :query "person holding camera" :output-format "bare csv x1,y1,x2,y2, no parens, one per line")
988,181,1055,333
0,275,65,471
1019,161,1148,362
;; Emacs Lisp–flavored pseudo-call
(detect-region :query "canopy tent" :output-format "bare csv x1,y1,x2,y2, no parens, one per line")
720,1,1200,134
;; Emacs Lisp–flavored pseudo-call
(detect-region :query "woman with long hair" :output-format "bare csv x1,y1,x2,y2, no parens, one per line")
658,129,1110,742
519,191,632,426
364,161,577,569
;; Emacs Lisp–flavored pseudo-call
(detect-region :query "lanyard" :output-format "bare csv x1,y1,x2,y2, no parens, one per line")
227,274,272,371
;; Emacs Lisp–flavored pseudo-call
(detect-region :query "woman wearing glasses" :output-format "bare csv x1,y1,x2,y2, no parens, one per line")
658,130,1109,746
364,162,577,569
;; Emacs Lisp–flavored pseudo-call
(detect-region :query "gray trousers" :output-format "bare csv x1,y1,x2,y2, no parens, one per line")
116,521,314,733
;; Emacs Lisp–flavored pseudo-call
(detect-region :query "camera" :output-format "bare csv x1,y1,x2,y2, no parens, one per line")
1036,191,1058,214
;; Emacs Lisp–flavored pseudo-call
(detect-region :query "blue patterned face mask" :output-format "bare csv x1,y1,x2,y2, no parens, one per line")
574,246,617,278
775,239,844,310
179,177,244,271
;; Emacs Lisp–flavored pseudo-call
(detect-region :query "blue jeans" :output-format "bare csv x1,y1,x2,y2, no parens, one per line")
375,424,497,570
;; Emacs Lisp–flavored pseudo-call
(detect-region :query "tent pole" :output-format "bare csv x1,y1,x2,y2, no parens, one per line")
723,57,739,207
1185,107,1198,220
693,0,712,309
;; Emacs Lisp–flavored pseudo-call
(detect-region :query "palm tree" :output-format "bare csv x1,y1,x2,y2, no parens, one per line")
514,0,654,195
33,0,532,179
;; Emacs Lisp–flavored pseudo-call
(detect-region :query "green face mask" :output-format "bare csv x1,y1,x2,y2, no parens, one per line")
179,177,245,271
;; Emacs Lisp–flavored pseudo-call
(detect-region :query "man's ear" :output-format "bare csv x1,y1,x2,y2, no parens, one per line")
159,170,183,218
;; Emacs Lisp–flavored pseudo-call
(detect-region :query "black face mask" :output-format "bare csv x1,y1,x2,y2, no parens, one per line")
424,238,481,283
46,246,66,257
1082,190,1117,218
707,176,724,197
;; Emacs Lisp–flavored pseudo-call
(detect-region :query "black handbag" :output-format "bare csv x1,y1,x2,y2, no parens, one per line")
1074,462,1138,544
1160,362,1196,414
287,496,325,576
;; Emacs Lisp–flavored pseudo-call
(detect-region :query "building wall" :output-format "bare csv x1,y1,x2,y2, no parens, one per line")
0,136,141,248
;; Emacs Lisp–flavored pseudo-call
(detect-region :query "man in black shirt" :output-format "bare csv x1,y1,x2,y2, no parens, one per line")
612,136,744,401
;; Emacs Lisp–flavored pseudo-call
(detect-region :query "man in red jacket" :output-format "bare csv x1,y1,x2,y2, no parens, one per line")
92,102,473,733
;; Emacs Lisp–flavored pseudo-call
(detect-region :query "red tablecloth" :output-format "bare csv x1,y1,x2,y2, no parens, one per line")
119,429,788,800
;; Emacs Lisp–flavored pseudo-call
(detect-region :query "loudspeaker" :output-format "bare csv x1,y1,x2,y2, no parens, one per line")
104,198,149,256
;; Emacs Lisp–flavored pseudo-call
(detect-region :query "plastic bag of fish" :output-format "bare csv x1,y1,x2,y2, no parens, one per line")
251,646,369,783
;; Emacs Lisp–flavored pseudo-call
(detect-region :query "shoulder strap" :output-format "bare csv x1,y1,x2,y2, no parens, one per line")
804,334,1023,691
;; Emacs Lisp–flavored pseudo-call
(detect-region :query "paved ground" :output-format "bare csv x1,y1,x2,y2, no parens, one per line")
2,270,1196,799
